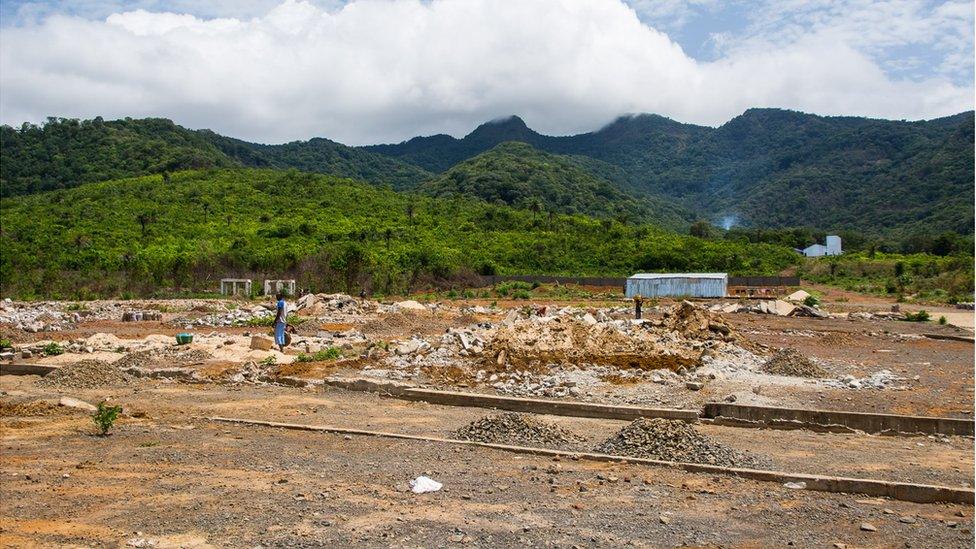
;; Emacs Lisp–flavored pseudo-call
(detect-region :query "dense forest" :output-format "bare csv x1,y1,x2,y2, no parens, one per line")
0,169,798,299
419,142,694,228
3,109,973,247
371,110,976,242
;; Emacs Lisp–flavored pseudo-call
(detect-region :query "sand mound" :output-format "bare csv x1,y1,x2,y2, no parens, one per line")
595,418,769,468
663,301,735,341
38,360,130,389
761,348,827,377
453,413,587,449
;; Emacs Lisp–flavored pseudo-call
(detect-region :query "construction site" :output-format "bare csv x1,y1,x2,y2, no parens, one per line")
1,281,973,547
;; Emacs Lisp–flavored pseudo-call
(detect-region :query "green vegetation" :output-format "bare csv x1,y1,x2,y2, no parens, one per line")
91,401,122,436
41,342,63,356
371,110,975,241
0,168,798,299
295,347,342,362
938,316,948,325
420,142,693,228
1,117,432,197
797,252,974,303
803,295,820,308
236,313,308,327
0,339,11,350
259,355,277,367
904,310,931,322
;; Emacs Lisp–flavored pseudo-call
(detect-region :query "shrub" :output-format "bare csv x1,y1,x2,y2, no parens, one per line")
92,401,122,436
512,289,532,300
938,316,947,325
42,342,63,356
903,310,931,322
0,339,11,350
260,355,277,367
803,295,820,307
295,347,341,362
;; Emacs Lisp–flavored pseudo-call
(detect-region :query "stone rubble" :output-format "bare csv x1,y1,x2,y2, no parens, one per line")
594,417,770,468
38,360,131,389
761,348,828,378
453,412,587,449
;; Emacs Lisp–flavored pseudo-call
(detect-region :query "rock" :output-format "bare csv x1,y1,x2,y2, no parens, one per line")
860,522,877,532
250,336,274,351
786,290,811,302
0,351,14,361
395,300,427,312
58,396,97,412
723,394,737,402
685,381,704,391
20,349,32,359
898,516,916,524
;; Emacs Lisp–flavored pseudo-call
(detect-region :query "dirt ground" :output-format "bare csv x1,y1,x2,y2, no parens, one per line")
1,379,973,548
1,289,973,546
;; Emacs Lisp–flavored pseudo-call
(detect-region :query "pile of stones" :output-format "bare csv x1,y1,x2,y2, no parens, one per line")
38,360,131,389
761,348,828,377
113,347,213,371
453,412,587,449
594,417,769,468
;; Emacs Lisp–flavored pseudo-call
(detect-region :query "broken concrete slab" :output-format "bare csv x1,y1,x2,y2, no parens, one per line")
59,396,97,412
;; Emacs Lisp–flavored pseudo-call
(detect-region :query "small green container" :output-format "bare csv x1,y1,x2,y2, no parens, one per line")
175,333,193,345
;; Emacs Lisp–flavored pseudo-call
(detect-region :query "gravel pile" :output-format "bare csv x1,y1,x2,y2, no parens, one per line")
38,360,130,389
594,418,769,468
453,413,587,449
113,347,213,370
761,348,827,377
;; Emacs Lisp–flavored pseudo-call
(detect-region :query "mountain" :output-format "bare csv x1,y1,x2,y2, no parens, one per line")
368,109,976,239
0,168,798,298
419,141,694,228
0,117,432,196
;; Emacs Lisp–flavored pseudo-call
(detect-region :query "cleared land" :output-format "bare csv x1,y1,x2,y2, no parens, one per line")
1,288,973,546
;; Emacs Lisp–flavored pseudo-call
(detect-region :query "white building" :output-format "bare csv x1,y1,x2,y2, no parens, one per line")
799,236,842,257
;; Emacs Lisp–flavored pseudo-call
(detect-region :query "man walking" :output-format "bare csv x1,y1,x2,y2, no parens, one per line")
273,291,289,352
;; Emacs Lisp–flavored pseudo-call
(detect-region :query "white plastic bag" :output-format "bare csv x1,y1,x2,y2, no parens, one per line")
409,475,443,494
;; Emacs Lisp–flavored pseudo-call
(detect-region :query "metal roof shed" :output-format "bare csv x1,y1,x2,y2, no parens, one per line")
625,273,728,298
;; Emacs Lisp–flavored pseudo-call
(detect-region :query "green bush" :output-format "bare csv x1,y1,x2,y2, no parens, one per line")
0,339,11,350
259,355,277,367
42,342,63,356
803,295,820,307
511,289,532,300
938,316,948,325
295,347,342,362
92,401,122,436
903,310,931,322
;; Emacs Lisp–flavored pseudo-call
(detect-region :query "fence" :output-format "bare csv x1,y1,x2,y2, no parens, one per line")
473,275,800,289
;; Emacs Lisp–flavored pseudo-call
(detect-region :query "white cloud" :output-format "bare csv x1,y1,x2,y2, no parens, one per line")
1,0,972,144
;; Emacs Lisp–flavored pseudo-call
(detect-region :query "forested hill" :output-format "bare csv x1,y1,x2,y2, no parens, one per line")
0,168,797,298
0,118,432,196
419,142,694,228
370,110,976,238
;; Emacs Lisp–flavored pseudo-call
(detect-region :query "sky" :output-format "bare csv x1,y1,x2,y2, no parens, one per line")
1,0,973,144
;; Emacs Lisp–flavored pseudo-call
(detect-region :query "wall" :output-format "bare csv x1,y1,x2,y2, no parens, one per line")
625,276,727,298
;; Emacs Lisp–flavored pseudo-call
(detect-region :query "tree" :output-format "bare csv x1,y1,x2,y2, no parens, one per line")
689,220,712,239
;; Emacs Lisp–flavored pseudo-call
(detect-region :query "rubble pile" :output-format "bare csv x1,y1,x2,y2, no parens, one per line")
711,300,828,318
294,293,375,317
826,370,905,390
0,301,79,332
38,360,131,389
483,313,701,372
114,347,214,371
595,418,769,468
663,301,735,341
453,412,587,449
761,348,828,378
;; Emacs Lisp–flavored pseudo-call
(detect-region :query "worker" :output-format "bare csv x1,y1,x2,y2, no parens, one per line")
634,294,644,319
273,291,289,352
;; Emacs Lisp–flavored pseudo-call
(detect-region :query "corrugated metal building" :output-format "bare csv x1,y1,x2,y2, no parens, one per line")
625,273,728,298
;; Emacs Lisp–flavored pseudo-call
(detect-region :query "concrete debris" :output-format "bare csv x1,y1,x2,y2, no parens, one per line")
393,300,429,313
453,412,587,449
409,475,442,494
786,290,812,302
594,417,770,468
825,369,905,390
58,396,98,412
38,360,130,389
121,311,162,322
761,348,828,378
295,293,374,316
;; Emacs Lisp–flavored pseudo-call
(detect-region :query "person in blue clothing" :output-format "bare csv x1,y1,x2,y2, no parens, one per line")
273,292,289,352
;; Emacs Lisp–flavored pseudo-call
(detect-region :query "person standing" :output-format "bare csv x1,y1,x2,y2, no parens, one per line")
273,292,288,352
634,294,644,319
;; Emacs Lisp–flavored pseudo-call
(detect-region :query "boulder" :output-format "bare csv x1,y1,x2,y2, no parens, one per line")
250,336,274,351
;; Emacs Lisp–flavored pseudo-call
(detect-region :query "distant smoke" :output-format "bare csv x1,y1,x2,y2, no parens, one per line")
719,215,739,230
